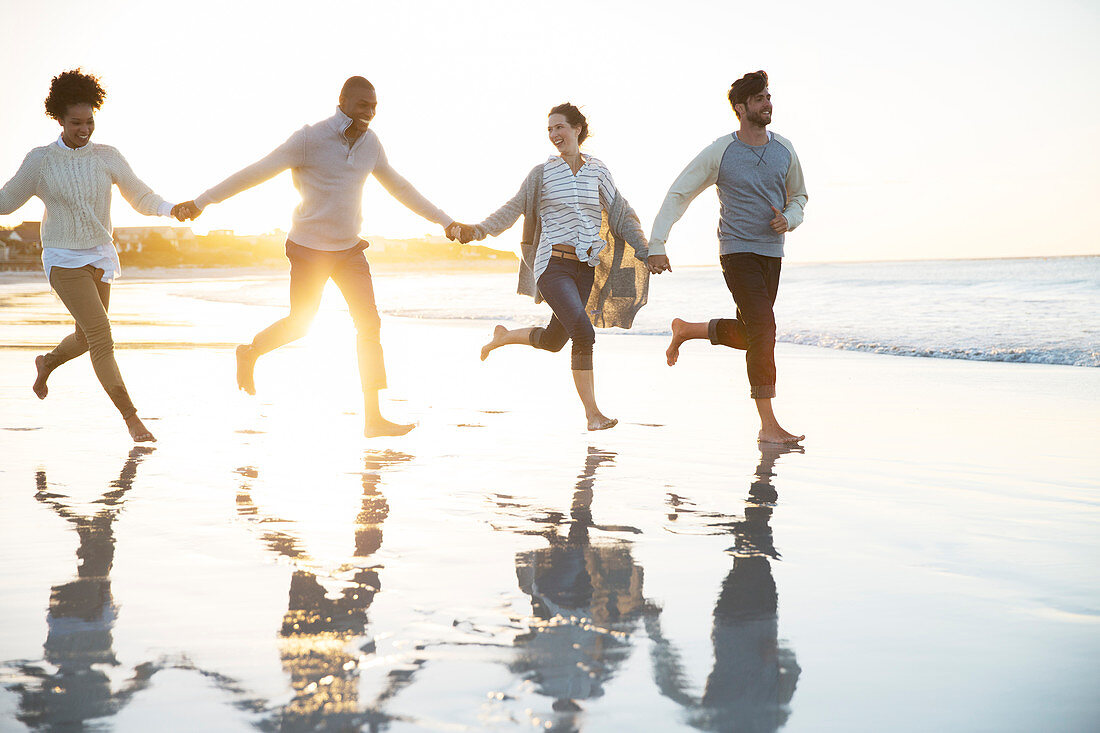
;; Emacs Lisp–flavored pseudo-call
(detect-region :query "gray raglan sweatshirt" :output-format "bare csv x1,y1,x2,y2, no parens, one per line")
649,131,807,258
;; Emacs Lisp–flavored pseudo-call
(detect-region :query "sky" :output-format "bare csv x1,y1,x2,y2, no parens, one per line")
1,0,1098,265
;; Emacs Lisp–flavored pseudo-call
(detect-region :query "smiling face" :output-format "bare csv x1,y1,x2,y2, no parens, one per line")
339,85,378,137
737,88,773,127
547,114,581,156
59,103,95,148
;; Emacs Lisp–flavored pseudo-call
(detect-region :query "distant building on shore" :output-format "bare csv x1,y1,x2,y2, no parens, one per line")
114,226,196,254
0,221,42,270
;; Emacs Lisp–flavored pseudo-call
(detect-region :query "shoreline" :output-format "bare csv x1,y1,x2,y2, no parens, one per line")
0,284,1097,732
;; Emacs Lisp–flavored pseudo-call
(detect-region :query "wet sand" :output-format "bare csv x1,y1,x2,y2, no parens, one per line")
1,275,1098,732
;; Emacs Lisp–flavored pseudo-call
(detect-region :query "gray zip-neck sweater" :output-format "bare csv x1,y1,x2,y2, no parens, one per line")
195,108,453,251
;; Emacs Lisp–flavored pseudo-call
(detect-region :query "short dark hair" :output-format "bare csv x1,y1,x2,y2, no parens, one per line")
340,76,375,99
44,69,106,121
728,70,768,119
548,102,589,145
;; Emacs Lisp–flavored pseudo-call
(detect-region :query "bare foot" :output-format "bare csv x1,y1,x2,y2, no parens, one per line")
758,427,804,445
587,415,618,431
481,325,507,361
364,419,416,438
666,318,689,366
33,354,51,399
236,344,257,395
125,414,157,443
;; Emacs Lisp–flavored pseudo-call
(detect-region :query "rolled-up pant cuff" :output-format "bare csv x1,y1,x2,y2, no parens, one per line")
750,385,776,400
708,318,722,345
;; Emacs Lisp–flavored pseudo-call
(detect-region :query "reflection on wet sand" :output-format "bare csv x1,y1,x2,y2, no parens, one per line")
502,448,656,727
651,445,802,732
233,450,413,730
5,449,156,729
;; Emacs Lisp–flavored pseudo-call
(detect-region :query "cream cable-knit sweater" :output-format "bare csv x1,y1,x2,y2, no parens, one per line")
0,142,169,250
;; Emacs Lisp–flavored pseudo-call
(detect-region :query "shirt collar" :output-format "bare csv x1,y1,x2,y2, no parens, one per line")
547,154,589,168
57,134,90,151
329,107,356,136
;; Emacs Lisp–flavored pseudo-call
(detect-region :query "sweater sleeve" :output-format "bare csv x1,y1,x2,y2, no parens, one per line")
647,137,727,256
0,149,43,216
105,147,170,216
471,174,530,240
194,128,306,210
773,134,807,231
371,142,453,227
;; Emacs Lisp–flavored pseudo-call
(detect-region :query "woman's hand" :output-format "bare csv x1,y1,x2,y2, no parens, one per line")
445,222,477,244
648,255,671,274
171,201,202,221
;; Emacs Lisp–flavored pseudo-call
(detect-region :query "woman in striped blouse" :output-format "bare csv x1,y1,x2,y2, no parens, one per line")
457,103,649,431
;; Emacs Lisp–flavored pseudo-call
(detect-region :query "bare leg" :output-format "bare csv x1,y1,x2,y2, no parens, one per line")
236,344,258,395
125,414,156,443
363,389,415,438
572,369,617,431
666,318,710,366
34,355,53,399
481,325,538,361
755,398,803,444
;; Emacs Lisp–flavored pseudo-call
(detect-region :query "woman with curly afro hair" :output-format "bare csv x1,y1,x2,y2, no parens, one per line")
0,69,179,442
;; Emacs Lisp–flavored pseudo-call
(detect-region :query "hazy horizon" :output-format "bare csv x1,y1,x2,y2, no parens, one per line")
1,0,1097,266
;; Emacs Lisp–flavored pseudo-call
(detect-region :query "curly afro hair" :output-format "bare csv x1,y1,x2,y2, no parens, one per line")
44,69,106,121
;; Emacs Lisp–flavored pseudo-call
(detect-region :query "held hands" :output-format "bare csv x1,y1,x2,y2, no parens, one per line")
171,200,203,222
647,255,671,275
445,222,477,244
769,206,789,234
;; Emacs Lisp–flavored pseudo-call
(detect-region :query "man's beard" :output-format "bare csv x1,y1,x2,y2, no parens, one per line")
747,110,771,127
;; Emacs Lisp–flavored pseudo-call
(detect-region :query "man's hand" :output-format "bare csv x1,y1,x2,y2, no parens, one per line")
452,223,476,244
647,254,671,275
446,222,476,243
769,206,789,233
171,201,202,222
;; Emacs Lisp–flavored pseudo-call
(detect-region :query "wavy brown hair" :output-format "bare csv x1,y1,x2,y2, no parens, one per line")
549,102,589,145
728,70,768,119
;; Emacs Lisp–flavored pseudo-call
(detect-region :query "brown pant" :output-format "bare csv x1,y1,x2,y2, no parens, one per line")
46,265,136,418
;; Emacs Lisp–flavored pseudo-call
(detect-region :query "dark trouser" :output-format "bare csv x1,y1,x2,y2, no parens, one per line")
46,265,137,418
709,252,782,400
531,258,596,370
251,240,386,392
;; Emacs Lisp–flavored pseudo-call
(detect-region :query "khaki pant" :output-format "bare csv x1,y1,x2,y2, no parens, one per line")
250,240,386,392
46,265,136,418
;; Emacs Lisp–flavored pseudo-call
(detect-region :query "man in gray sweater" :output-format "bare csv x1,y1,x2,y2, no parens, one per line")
175,76,458,437
648,71,808,444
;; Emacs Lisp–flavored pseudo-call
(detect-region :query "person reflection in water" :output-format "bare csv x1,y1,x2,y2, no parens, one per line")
233,451,414,729
651,444,802,732
510,447,656,723
10,447,154,729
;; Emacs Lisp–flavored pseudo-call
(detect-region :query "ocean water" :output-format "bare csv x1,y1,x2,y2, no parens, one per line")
366,256,1099,368
131,255,1098,368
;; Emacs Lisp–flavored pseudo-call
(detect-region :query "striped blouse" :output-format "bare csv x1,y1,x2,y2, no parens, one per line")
534,155,617,281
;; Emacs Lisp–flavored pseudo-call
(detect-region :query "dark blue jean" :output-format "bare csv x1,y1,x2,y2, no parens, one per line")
532,258,596,370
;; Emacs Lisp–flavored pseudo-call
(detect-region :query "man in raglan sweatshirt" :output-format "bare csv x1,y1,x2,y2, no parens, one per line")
647,70,807,444
174,76,459,437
